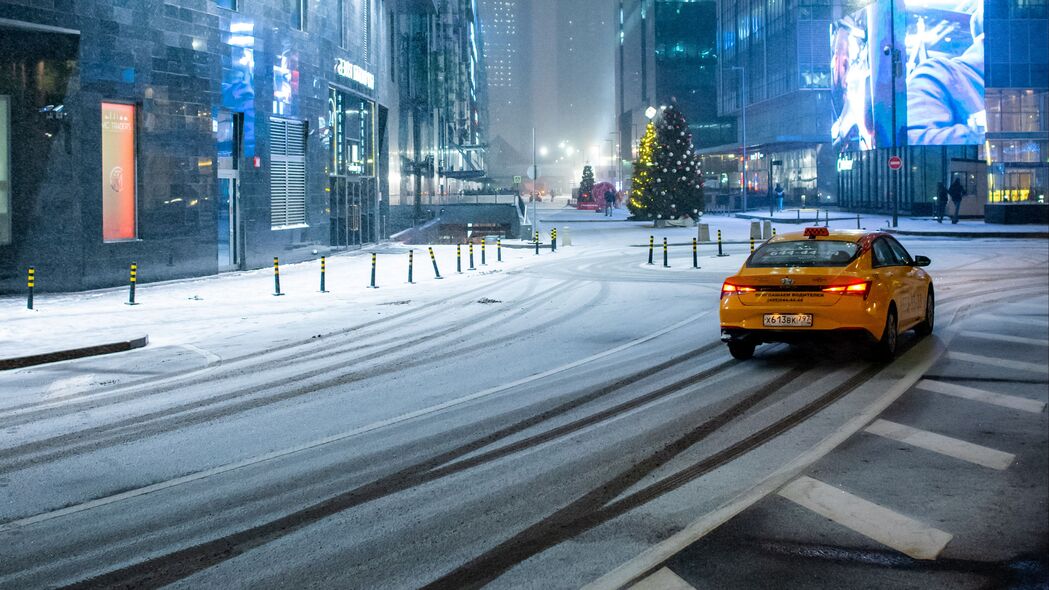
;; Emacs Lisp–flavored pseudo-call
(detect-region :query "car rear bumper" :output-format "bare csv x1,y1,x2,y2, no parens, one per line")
719,295,886,342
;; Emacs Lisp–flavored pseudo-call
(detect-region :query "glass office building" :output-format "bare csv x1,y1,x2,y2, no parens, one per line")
713,0,1048,219
0,0,486,293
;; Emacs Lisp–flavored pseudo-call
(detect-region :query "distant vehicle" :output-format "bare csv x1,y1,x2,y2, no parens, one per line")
719,228,934,361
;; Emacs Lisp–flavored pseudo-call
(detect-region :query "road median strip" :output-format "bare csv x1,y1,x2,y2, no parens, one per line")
0,336,148,371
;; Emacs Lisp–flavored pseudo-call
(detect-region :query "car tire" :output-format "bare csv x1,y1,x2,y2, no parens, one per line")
914,290,935,337
873,307,898,362
728,340,756,360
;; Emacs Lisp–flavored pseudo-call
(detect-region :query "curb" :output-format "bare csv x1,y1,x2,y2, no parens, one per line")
883,229,1049,238
0,335,149,371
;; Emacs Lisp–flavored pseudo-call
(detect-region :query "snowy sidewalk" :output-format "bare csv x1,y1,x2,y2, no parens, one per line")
0,242,583,366
736,208,1049,237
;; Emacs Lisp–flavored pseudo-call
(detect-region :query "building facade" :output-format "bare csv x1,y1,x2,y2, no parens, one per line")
0,0,487,293
711,0,1048,216
617,0,735,194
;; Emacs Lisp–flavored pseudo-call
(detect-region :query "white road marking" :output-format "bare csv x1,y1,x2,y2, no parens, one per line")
0,312,711,532
178,344,222,367
865,419,1015,470
916,379,1046,414
777,476,952,560
583,327,954,590
42,374,97,399
971,315,1049,329
962,331,1049,347
946,351,1049,375
628,568,695,590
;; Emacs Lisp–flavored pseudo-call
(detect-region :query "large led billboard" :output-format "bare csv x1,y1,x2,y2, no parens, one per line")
830,0,985,151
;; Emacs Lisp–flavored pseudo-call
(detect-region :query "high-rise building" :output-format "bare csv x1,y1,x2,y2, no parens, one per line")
617,0,735,194
479,0,532,173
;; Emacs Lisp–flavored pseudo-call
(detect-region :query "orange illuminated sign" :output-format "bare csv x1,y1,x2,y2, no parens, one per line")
101,102,136,241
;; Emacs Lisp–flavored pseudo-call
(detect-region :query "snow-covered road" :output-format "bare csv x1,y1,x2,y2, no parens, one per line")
1,208,1046,589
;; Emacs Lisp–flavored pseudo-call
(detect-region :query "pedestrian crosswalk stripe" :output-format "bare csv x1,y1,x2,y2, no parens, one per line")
865,419,1015,470
778,476,952,560
629,568,695,590
962,331,1049,347
916,379,1046,414
946,351,1049,375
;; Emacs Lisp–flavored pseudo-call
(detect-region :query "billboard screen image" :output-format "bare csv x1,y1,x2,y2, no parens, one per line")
830,0,985,151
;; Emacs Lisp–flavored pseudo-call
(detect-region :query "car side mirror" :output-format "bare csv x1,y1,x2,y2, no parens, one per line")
913,255,931,267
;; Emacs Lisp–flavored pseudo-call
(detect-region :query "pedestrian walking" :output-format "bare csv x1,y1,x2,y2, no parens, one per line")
948,177,966,224
604,188,616,217
774,183,785,212
935,181,948,223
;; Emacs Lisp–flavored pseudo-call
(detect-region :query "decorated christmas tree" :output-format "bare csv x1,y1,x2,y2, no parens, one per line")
627,122,657,217
578,164,596,202
627,105,704,220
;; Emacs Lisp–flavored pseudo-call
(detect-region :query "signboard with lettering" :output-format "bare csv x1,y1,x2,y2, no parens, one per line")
101,102,137,241
334,58,375,90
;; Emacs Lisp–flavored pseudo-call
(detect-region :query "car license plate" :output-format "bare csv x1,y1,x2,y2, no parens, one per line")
763,313,813,327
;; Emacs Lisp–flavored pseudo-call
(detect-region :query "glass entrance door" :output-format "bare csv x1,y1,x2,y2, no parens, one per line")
217,111,242,269
217,174,239,268
330,176,376,247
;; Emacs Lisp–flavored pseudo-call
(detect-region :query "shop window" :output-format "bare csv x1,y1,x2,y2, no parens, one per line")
270,118,307,229
101,102,137,242
0,96,9,246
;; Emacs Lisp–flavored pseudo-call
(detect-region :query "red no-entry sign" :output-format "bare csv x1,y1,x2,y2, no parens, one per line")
888,155,903,170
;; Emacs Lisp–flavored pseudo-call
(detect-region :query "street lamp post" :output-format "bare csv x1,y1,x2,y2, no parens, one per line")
731,66,747,212
532,127,539,237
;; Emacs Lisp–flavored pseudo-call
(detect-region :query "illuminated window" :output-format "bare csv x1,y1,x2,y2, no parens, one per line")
101,102,137,242
215,0,237,9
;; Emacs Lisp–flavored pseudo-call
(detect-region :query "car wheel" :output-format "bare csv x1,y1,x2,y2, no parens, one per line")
914,290,935,337
728,340,756,360
873,307,898,362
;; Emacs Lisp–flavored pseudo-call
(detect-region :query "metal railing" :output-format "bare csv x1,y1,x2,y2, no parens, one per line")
388,194,522,206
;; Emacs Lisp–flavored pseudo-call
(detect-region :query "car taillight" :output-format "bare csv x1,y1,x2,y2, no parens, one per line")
822,281,871,298
722,282,756,298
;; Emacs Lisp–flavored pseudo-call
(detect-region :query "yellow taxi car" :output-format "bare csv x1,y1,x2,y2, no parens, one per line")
719,227,933,361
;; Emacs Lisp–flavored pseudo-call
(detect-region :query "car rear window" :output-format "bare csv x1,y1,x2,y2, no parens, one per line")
748,240,859,268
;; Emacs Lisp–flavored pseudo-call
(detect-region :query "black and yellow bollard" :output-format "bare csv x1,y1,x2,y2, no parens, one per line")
716,230,728,257
647,235,654,264
368,252,378,288
551,228,557,252
481,238,487,265
534,231,540,255
469,241,476,270
457,243,462,273
27,267,34,310
273,257,284,296
126,262,138,305
320,257,329,293
692,237,699,268
497,238,503,262
663,237,669,268
408,249,415,284
428,247,443,279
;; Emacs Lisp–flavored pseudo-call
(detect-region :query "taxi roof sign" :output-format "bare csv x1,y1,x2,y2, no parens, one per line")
803,227,830,239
